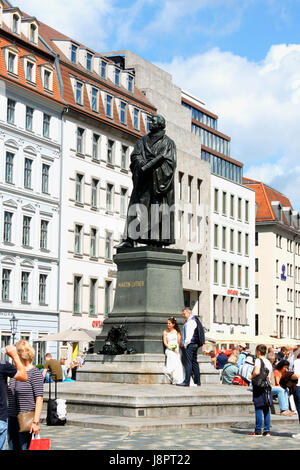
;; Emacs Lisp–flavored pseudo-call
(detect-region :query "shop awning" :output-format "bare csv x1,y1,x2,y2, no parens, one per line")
206,332,300,347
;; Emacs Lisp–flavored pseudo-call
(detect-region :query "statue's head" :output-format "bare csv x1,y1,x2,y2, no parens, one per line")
149,114,165,133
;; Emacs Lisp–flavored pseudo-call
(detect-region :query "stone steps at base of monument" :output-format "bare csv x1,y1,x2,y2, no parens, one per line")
40,412,299,433
76,353,220,385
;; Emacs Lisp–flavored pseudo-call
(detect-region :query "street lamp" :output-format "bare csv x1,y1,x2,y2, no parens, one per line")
10,314,18,344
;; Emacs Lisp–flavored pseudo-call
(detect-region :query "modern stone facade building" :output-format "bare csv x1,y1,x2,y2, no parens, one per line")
244,177,300,340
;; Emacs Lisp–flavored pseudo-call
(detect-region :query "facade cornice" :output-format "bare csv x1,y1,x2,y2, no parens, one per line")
0,120,61,151
201,145,243,168
256,220,300,238
0,184,60,206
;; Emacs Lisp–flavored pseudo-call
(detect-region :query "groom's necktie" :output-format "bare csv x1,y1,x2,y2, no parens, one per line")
181,322,187,347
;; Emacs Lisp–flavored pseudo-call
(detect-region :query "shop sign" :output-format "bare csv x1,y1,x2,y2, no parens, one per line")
92,320,103,328
227,289,238,295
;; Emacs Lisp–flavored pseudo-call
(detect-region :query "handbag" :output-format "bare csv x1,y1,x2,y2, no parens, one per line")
29,433,51,451
252,358,271,391
17,411,35,433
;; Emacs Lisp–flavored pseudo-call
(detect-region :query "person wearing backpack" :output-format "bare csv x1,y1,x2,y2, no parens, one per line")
249,344,273,437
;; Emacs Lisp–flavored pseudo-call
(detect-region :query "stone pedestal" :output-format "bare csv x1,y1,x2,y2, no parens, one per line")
95,247,186,354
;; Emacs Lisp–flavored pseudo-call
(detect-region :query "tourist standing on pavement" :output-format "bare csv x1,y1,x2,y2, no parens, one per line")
0,345,27,450
176,308,203,387
249,344,273,436
7,340,44,450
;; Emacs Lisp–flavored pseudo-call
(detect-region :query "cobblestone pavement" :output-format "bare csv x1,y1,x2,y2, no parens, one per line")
39,422,300,450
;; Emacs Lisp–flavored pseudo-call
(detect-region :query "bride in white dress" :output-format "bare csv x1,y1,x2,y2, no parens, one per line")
162,317,186,385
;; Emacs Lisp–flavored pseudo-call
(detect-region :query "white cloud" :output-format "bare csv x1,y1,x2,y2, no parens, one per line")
156,44,300,209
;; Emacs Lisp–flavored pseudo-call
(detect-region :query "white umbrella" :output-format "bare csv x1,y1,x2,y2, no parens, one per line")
37,328,101,343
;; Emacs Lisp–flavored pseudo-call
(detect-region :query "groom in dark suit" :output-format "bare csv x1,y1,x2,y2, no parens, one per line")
177,308,204,387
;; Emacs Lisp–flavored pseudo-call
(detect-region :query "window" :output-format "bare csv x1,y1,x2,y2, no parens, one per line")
120,102,126,124
44,70,51,90
222,261,226,285
91,88,98,112
230,229,234,252
255,258,259,272
73,276,81,313
100,60,106,79
105,231,112,260
12,14,19,34
214,188,219,212
74,224,82,255
22,216,31,246
2,269,11,301
41,164,49,193
178,172,183,199
24,158,32,189
133,108,139,130
89,279,97,314
245,233,249,256
255,284,259,298
107,140,114,164
222,192,227,215
26,106,33,131
3,212,12,243
197,179,202,205
238,231,242,254
238,265,242,288
187,252,192,279
245,266,249,289
222,226,226,250
121,145,128,170
86,52,92,71
255,232,259,246
214,224,218,248
197,254,201,281
128,75,133,92
90,228,97,258
104,280,112,316
8,52,16,74
238,197,242,220
76,82,83,105
188,176,193,203
21,272,29,302
71,45,77,64
188,214,193,242
26,61,34,82
106,95,112,117
40,220,48,249
120,188,127,216
43,114,50,137
245,200,249,222
7,99,16,124
30,24,36,43
39,274,47,304
92,134,100,160
115,68,120,86
5,152,14,184
76,127,84,154
230,263,234,287
214,260,218,284
230,194,234,218
106,184,113,211
146,116,151,132
91,178,99,208
75,174,83,203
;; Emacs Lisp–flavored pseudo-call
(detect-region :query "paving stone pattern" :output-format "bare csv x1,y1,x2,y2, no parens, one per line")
40,422,300,450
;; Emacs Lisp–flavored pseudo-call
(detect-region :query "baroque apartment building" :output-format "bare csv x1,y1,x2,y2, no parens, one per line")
0,2,64,361
181,92,256,337
244,178,300,340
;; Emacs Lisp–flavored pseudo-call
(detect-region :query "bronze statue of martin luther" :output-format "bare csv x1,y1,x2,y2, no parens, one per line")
116,114,176,249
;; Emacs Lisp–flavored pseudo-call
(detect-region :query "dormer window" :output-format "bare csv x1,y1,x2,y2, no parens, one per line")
106,94,113,117
128,75,133,92
30,23,37,43
4,46,19,76
133,108,139,130
12,13,19,34
23,55,37,84
86,52,92,72
44,70,51,89
39,63,53,92
8,52,16,74
75,81,83,105
120,101,126,124
100,60,107,79
26,61,34,82
115,68,120,86
71,44,78,64
91,87,98,112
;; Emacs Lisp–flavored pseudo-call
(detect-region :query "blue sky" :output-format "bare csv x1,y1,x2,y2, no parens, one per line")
15,0,300,209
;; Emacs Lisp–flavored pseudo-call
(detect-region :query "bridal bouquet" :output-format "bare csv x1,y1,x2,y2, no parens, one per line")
169,344,177,351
